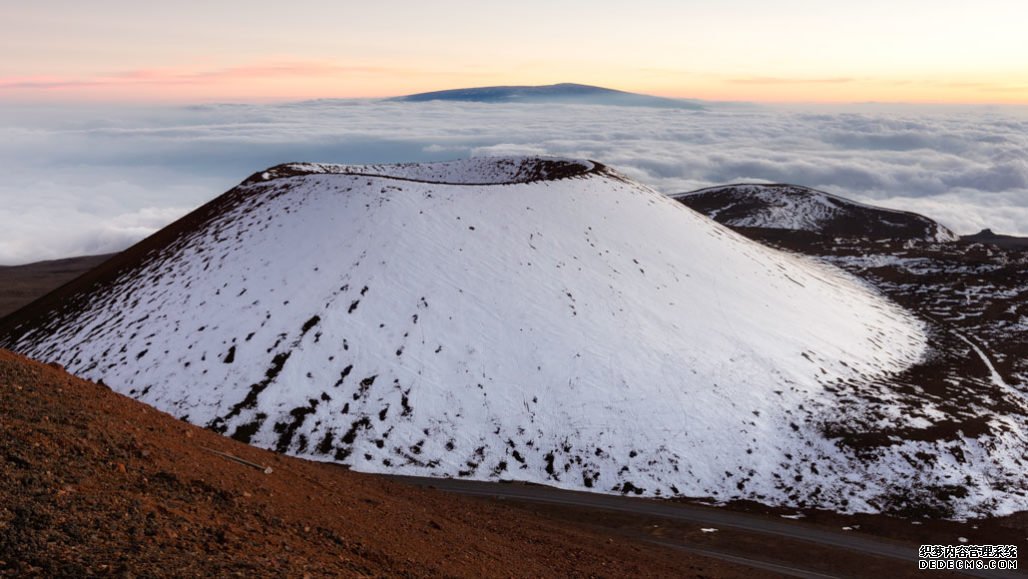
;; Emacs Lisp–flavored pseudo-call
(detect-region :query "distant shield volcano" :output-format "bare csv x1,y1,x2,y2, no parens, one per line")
390,83,704,109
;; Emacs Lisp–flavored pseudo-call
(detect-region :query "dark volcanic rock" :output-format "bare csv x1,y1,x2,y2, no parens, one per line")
962,229,1028,250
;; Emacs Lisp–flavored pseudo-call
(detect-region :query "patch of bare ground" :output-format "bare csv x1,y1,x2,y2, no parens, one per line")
0,255,112,319
0,349,757,578
497,500,958,579
707,499,1028,547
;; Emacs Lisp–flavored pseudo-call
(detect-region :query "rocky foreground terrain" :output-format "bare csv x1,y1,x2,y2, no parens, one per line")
0,348,753,577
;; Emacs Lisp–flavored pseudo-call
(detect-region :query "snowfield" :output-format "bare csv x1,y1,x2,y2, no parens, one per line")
675,183,959,242
5,157,1025,517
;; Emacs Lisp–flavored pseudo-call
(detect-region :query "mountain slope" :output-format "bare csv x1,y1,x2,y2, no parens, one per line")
674,184,957,242
2,348,741,577
675,183,1028,386
3,157,1024,517
963,228,1028,250
0,254,113,318
391,83,703,109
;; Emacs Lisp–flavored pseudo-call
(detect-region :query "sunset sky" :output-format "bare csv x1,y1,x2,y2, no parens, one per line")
4,0,1027,104
1,0,1026,265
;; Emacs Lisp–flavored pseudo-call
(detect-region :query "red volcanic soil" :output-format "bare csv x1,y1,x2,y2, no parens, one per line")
0,349,752,577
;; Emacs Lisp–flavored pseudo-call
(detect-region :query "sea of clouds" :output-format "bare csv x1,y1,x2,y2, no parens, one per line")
1,99,1026,264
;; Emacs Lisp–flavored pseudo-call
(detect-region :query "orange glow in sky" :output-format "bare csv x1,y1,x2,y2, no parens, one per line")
3,1,1027,104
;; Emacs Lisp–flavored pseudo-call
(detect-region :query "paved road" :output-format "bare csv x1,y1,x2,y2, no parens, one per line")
390,475,1024,578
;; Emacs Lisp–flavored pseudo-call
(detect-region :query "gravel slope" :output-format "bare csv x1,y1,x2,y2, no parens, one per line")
0,348,754,577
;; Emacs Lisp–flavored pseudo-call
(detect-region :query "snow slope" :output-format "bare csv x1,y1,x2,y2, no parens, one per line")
675,184,958,242
4,157,1024,516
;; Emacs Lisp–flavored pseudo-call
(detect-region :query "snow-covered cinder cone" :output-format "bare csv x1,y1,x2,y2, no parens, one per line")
4,157,1024,517
675,183,959,242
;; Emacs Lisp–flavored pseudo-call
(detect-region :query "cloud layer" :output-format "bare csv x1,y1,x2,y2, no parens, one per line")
1,100,1026,264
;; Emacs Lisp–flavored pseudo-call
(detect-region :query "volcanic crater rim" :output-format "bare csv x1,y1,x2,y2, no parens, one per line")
244,156,599,187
